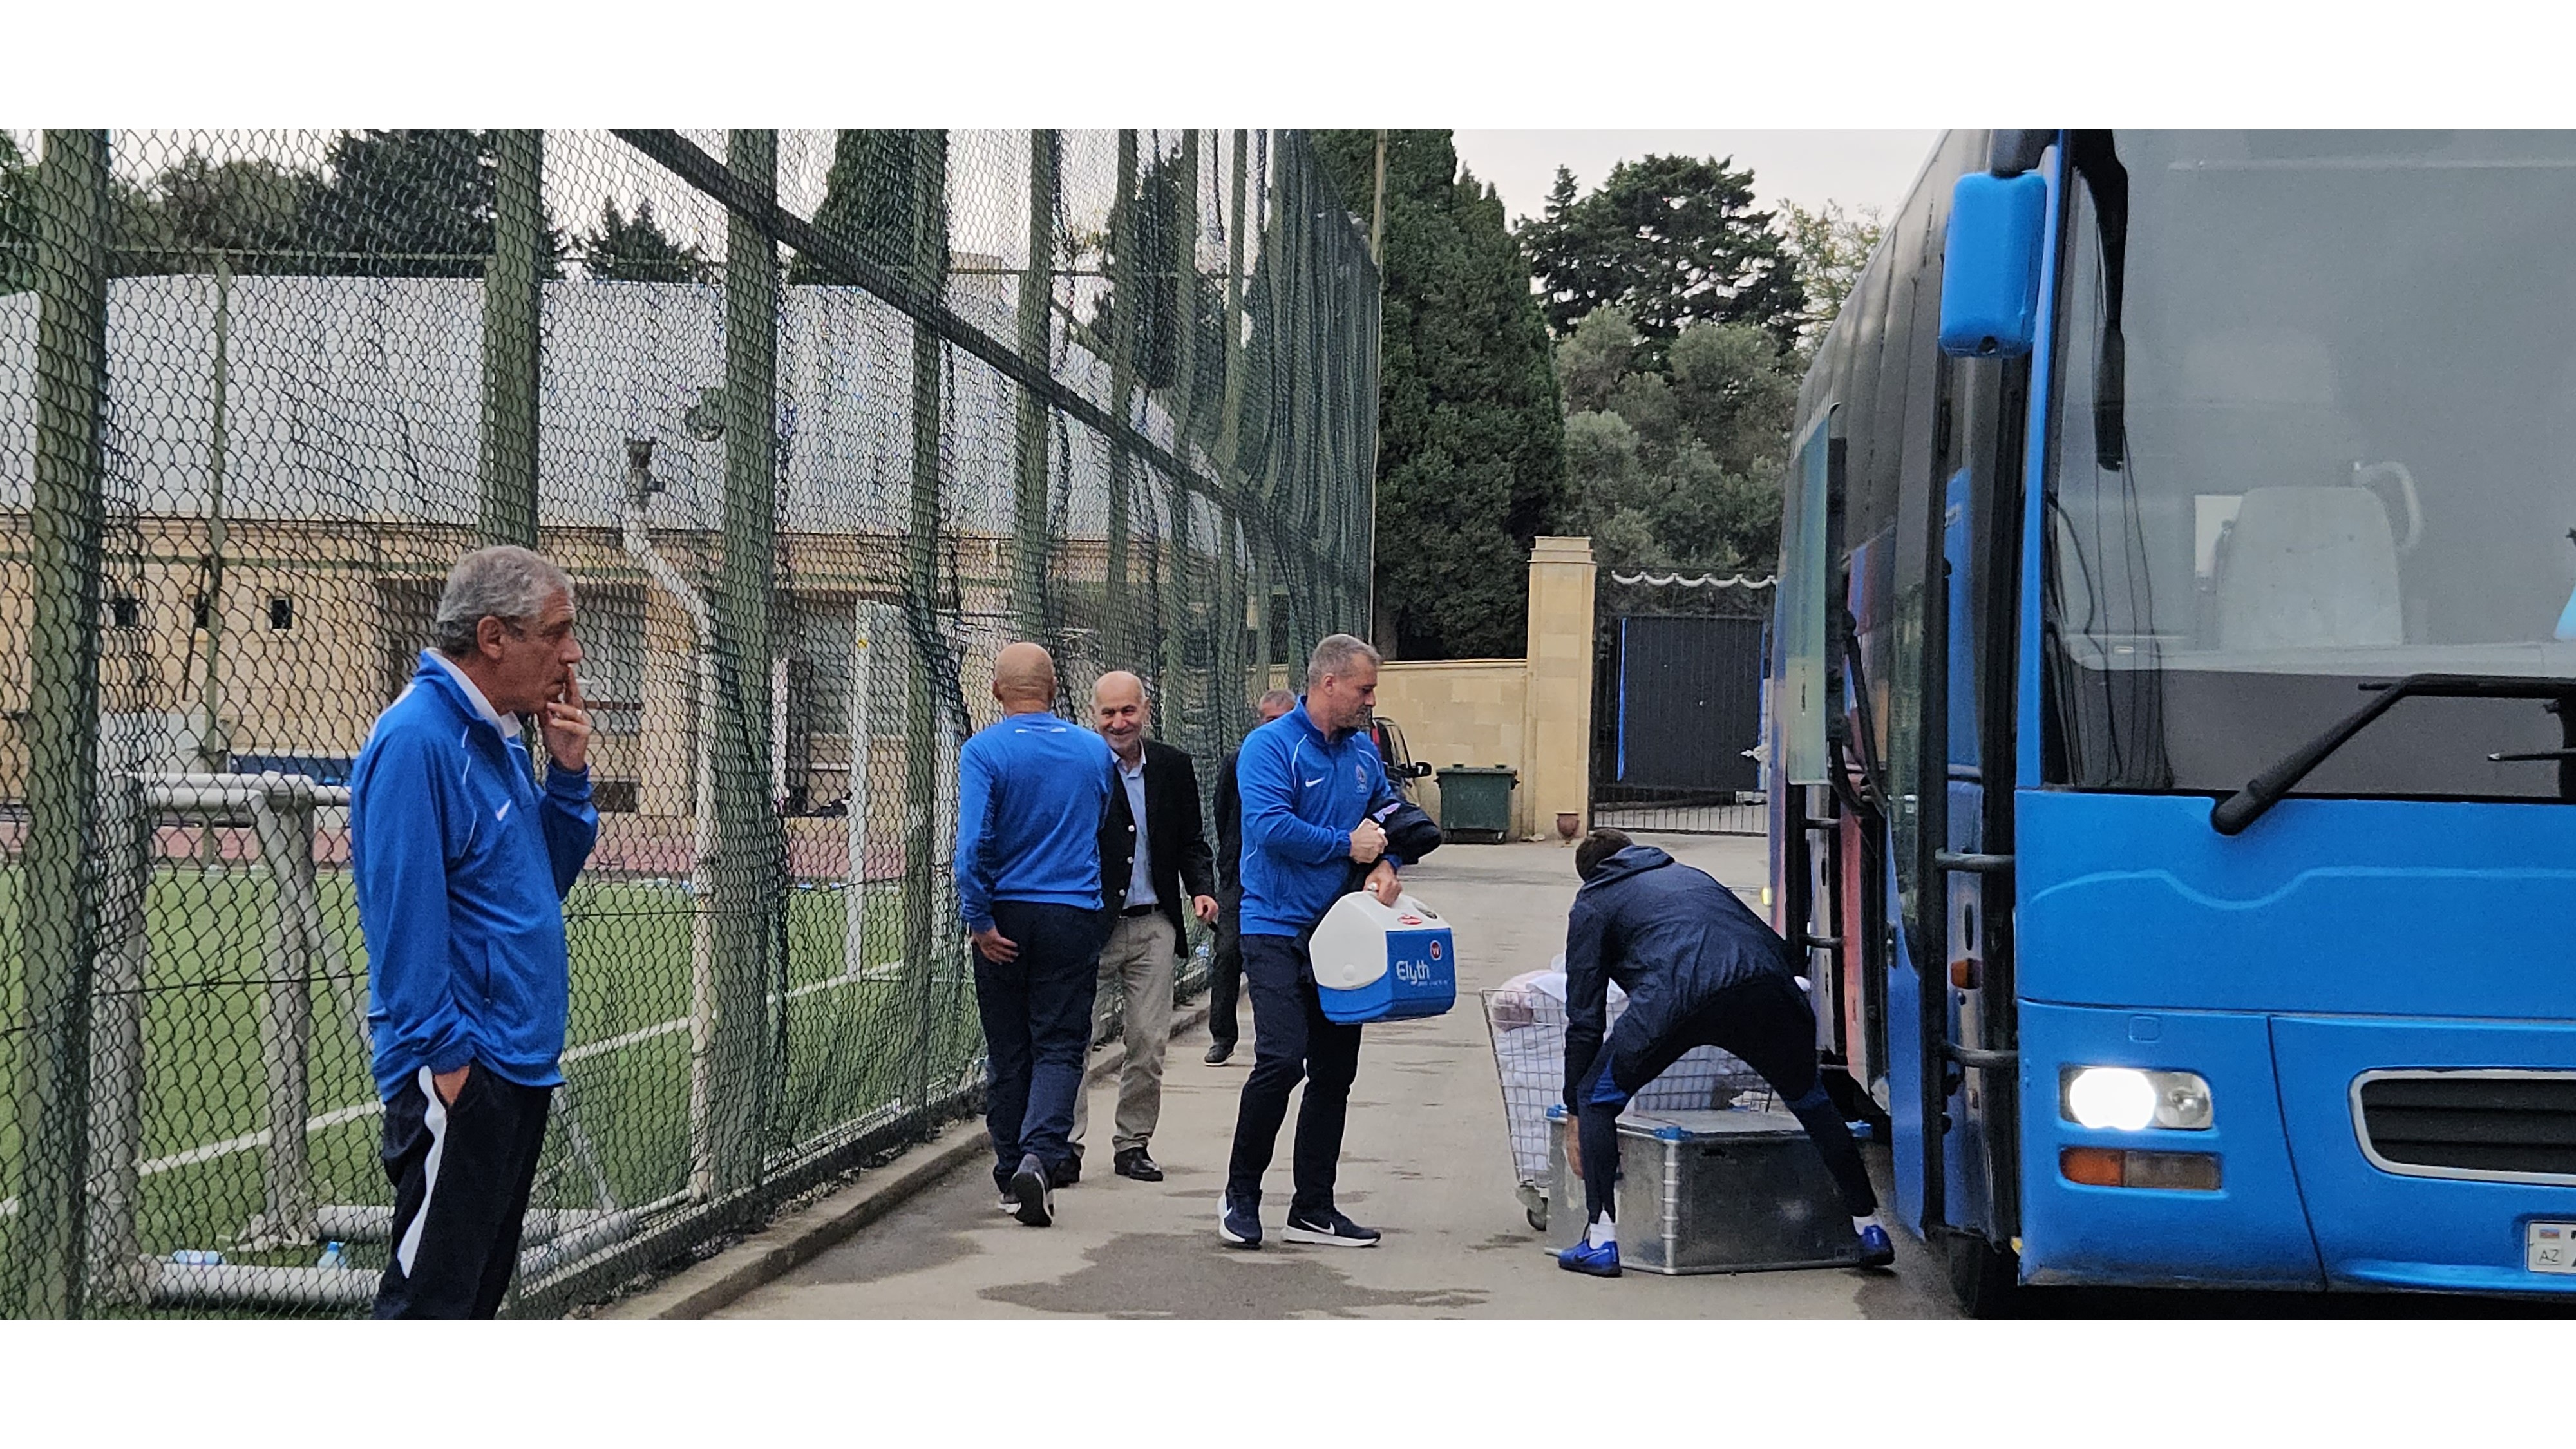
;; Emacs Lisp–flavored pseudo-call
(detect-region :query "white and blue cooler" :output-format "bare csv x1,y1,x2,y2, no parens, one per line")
1309,891,1457,1024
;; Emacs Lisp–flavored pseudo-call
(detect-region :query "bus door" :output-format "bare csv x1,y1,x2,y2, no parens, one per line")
1879,128,2032,1250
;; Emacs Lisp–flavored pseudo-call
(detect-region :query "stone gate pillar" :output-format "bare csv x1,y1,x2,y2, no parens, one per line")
1520,536,1595,842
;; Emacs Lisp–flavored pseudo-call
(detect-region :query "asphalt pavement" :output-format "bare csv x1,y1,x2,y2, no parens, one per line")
714,832,1959,1319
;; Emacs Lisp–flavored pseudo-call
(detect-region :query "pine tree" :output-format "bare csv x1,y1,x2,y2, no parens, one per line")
578,199,710,283
795,129,947,292
1519,155,1804,354
296,130,564,278
1314,130,1567,661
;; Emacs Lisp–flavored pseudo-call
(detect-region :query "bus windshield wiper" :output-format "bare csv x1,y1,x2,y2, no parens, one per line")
2210,673,2576,835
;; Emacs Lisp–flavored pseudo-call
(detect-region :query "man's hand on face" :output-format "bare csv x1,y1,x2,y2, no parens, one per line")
542,667,592,773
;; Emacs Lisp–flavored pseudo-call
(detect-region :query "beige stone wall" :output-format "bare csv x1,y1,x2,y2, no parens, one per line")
1372,659,1531,834
1364,535,1598,843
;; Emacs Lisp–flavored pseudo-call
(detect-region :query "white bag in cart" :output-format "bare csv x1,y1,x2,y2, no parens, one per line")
1484,960,1769,1188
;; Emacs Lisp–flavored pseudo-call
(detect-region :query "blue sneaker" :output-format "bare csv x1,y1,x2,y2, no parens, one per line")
1855,1224,1895,1268
1219,1193,1262,1249
1558,1239,1621,1276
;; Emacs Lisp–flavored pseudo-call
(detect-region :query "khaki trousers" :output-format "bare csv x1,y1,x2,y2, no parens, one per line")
1072,911,1177,1154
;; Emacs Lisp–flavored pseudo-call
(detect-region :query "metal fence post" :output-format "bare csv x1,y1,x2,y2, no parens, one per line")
1103,131,1141,664
242,784,317,1249
1214,131,1253,731
1012,131,1057,644
899,130,952,1117
844,603,880,984
10,129,110,1320
478,129,542,549
82,716,151,1306
1159,131,1203,732
708,128,783,1197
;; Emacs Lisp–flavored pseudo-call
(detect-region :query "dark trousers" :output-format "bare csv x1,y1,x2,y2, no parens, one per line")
973,899,1108,1190
1224,933,1363,1217
1575,972,1877,1225
1206,893,1245,1049
374,1063,553,1318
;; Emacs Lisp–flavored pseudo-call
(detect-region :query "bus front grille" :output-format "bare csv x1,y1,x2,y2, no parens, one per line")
2357,1072,2576,1182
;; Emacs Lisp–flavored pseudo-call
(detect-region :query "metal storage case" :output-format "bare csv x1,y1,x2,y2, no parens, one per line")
1546,1106,1862,1274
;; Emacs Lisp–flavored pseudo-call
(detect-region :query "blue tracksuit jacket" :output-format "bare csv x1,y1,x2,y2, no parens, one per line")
954,708,1117,933
351,654,599,1101
1235,700,1399,938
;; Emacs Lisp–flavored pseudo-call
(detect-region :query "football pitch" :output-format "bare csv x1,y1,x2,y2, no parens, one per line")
0,864,981,1308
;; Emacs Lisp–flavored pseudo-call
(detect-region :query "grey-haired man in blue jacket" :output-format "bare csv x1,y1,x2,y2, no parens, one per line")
1218,634,1404,1251
351,545,598,1318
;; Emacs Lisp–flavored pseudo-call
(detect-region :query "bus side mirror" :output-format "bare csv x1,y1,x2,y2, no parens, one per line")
1938,171,2049,359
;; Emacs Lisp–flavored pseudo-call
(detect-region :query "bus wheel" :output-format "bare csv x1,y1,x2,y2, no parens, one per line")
1947,1233,2020,1318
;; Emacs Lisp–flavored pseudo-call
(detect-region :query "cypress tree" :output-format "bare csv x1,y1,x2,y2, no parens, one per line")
1315,130,1566,660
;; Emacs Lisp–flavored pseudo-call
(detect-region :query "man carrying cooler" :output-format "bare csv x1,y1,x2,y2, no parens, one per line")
1218,634,1403,1251
1557,828,1895,1277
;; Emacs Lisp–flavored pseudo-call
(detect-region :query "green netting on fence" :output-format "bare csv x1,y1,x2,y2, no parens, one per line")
0,128,1378,1316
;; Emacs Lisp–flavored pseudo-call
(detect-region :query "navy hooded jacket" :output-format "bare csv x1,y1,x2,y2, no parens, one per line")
1561,844,1793,1106
352,653,598,1101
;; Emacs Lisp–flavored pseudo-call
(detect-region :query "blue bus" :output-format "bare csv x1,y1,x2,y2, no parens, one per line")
1766,130,2576,1310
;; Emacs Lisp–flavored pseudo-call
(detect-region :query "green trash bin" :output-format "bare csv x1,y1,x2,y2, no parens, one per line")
1435,765,1517,844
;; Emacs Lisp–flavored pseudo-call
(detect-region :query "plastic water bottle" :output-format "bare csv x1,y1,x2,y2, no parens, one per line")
317,1241,346,1271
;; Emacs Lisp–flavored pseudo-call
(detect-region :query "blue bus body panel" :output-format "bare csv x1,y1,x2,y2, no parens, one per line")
2017,1000,2324,1288
2272,1015,2576,1294
2016,790,2576,1019
2014,789,2576,1291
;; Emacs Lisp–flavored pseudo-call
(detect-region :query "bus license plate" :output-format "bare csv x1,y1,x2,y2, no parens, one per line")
2527,1222,2576,1274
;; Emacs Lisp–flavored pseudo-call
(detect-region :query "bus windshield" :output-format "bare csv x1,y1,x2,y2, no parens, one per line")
2045,130,2576,800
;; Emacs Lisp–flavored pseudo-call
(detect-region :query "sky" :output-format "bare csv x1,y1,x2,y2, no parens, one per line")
1452,131,1943,225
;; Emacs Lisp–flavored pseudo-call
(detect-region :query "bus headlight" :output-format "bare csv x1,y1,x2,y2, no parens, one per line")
2061,1066,2214,1131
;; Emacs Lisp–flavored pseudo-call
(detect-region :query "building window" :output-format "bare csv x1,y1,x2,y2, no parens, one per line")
269,596,294,632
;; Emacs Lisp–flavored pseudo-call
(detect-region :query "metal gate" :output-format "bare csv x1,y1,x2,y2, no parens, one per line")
1589,610,1767,836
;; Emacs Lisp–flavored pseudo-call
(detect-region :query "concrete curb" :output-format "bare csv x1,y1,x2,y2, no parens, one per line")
598,1000,1213,1320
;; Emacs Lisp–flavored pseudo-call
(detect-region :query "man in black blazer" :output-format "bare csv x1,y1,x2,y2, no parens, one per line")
1070,670,1216,1182
1204,688,1298,1065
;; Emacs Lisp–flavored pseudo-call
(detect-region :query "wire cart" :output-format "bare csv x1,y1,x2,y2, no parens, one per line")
1482,980,1774,1233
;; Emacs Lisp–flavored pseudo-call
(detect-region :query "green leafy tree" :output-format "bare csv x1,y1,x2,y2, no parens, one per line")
795,129,947,290
102,150,316,276
1083,143,1224,395
1557,304,1797,575
1315,130,1568,660
1778,200,1884,355
1518,155,1805,354
1,133,36,292
578,198,710,283
296,129,564,278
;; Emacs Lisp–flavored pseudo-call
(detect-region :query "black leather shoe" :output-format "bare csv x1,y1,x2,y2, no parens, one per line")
1204,1040,1235,1066
1048,1156,1081,1188
1113,1146,1164,1182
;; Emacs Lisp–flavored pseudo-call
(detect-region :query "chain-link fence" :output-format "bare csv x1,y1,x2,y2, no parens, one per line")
0,128,1378,1316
